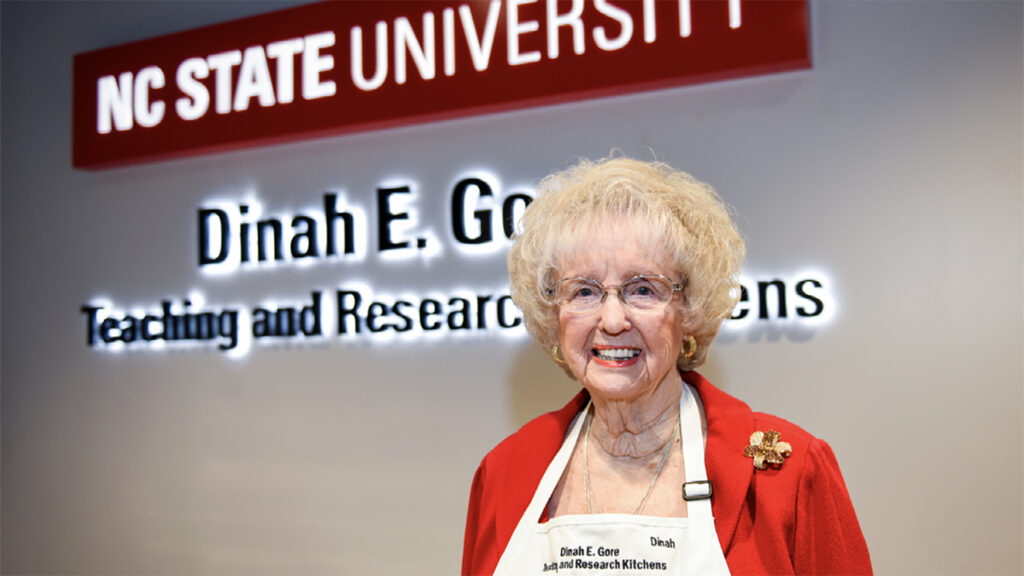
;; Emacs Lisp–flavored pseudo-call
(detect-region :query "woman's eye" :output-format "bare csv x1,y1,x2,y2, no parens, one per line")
627,282,655,298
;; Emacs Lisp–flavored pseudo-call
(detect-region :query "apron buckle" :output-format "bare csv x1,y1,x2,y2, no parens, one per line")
682,480,712,501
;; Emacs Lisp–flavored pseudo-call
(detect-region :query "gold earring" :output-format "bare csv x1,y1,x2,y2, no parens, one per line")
552,345,566,364
682,335,697,358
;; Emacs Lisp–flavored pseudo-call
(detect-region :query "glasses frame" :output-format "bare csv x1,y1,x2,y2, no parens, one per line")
544,274,685,314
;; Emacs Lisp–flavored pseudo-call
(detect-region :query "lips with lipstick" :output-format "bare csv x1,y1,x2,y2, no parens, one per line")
592,345,642,365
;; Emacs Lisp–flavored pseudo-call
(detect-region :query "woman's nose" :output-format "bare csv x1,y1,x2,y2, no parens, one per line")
597,292,631,334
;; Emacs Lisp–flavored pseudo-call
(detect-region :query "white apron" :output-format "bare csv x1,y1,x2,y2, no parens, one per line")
493,384,731,576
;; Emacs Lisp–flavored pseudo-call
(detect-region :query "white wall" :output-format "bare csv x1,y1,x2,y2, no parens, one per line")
2,1,1021,574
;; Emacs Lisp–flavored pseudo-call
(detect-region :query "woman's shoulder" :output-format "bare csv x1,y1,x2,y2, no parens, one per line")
689,372,842,486
688,371,825,449
481,389,589,472
465,389,590,560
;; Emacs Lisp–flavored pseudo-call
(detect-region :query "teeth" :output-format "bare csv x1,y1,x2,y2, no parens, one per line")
594,348,640,360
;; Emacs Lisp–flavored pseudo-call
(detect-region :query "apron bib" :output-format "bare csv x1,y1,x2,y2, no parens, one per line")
493,384,730,576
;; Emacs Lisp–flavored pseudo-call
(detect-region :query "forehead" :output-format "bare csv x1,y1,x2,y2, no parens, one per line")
555,217,675,280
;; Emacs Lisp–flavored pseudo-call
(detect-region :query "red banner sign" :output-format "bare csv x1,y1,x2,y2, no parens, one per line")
72,0,809,168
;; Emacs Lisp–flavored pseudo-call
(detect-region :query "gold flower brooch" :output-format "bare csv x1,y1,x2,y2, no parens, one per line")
743,430,792,470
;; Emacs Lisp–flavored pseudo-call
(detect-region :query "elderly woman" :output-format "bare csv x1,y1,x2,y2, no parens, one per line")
462,157,871,575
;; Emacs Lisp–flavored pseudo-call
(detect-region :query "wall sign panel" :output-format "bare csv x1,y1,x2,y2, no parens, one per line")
72,0,810,168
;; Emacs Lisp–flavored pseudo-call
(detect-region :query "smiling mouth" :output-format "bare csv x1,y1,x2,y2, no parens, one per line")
592,347,641,362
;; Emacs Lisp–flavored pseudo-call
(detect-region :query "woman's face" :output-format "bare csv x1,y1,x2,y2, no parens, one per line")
555,219,686,402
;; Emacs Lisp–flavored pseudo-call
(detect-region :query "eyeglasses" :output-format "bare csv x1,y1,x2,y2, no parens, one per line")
545,274,684,314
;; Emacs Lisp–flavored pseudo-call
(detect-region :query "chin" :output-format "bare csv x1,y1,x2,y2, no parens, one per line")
583,375,652,402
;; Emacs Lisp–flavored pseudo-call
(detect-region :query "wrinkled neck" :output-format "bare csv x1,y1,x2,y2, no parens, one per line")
589,377,682,458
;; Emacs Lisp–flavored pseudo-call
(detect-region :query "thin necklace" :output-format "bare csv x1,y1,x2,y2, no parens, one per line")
583,409,679,515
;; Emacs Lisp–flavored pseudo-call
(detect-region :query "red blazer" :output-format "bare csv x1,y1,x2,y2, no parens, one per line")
462,372,872,575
